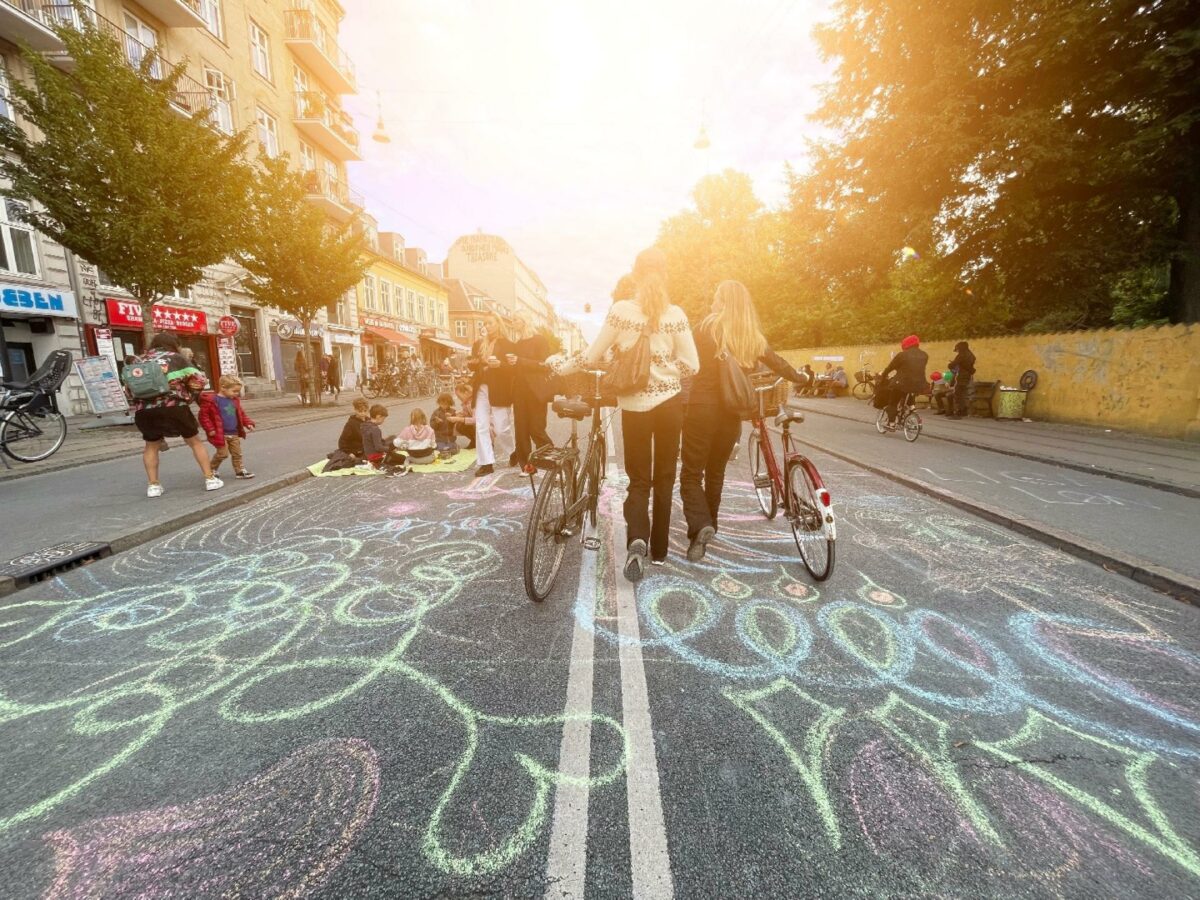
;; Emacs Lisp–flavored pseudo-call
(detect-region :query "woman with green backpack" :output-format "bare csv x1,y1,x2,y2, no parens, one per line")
679,280,806,562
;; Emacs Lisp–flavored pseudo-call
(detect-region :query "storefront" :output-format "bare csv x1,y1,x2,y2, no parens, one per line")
228,305,263,377
85,298,216,386
0,282,82,410
270,318,324,394
361,314,419,377
419,328,470,367
325,324,362,389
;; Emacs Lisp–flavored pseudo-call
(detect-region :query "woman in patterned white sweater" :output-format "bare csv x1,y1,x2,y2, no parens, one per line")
552,248,699,581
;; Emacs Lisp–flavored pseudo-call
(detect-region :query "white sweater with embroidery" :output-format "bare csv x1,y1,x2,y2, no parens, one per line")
551,300,699,413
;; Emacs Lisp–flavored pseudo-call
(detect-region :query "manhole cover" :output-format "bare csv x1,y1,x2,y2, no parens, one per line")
1,541,112,586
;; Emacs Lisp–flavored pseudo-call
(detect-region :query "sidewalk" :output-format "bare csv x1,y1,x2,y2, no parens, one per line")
0,392,397,482
791,397,1200,497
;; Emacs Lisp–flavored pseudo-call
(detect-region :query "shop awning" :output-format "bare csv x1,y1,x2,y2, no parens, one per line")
421,335,470,354
364,325,419,348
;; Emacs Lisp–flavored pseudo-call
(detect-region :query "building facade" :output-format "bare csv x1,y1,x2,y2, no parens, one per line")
0,0,362,407
444,233,556,331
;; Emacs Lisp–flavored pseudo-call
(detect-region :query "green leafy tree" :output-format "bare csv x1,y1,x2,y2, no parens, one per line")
239,156,368,405
0,11,252,342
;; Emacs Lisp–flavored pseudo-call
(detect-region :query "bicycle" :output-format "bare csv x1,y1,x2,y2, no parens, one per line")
875,391,922,442
745,376,837,581
0,349,72,465
523,369,612,602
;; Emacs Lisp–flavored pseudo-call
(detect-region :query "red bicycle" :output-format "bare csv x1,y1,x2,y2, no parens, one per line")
745,377,837,581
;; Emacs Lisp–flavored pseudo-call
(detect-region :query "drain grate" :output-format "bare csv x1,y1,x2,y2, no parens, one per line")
1,541,112,588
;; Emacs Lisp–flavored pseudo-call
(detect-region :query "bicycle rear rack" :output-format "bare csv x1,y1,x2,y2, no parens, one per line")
529,447,579,471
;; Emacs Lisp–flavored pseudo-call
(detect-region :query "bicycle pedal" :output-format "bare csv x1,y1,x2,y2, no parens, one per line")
582,536,601,551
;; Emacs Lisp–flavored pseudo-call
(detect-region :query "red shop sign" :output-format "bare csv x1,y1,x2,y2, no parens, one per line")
105,298,208,334
218,315,240,336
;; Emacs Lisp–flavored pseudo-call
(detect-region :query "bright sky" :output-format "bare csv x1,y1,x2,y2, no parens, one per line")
339,0,833,336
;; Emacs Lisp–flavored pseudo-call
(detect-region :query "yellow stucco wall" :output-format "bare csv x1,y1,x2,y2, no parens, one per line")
781,325,1200,439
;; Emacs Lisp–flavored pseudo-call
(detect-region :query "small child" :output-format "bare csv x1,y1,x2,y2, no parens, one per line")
451,382,476,449
198,375,257,479
339,397,371,458
359,404,391,470
391,408,437,472
430,392,460,459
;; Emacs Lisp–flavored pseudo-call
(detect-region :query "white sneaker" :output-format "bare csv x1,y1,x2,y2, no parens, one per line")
205,476,224,491
147,483,164,498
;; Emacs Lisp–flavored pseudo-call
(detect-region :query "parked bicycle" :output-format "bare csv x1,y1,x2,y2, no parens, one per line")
875,391,922,442
0,349,72,465
523,369,612,602
852,354,876,400
745,375,837,581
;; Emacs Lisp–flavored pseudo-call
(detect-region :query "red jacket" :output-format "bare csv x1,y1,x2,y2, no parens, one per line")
198,391,256,446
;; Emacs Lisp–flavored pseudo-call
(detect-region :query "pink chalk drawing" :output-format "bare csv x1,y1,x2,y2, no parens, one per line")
42,738,380,899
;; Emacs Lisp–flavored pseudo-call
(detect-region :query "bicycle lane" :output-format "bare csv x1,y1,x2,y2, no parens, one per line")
603,443,1200,898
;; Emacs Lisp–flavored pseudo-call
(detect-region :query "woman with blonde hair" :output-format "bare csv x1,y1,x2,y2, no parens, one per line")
467,309,517,477
551,246,699,581
679,279,807,562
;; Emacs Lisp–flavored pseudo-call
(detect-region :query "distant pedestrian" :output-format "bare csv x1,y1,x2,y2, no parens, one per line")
199,375,257,480
326,353,342,401
122,331,222,498
295,349,310,406
318,353,331,399
948,341,976,419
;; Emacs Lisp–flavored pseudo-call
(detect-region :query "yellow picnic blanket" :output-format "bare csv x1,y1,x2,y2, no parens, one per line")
308,449,477,477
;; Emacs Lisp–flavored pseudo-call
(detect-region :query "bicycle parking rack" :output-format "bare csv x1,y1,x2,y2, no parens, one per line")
0,541,112,590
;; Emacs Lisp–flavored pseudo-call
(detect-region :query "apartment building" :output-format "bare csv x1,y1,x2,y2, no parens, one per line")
444,232,556,331
0,0,362,406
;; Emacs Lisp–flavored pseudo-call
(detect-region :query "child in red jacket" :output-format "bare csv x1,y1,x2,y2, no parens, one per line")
199,375,257,479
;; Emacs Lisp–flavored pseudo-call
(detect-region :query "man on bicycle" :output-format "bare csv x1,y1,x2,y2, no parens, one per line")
877,334,928,429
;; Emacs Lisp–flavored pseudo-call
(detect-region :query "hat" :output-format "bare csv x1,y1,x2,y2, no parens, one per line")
901,334,920,349
954,341,969,351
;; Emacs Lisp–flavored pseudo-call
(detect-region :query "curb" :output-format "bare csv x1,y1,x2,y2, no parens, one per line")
788,432,1200,607
0,397,419,484
795,404,1200,500
0,468,312,600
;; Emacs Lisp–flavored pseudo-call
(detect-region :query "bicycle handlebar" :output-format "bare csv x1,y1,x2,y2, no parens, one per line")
752,376,786,393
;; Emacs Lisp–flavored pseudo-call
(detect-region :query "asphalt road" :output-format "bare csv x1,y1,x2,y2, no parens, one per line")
1,412,1198,898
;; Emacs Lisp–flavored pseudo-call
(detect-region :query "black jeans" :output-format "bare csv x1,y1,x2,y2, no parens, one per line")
679,403,742,540
953,376,972,416
621,395,683,561
513,386,551,466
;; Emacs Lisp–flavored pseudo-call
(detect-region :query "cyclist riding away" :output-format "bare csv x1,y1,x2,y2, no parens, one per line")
877,334,928,430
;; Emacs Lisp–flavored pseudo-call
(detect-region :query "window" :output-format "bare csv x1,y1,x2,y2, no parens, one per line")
249,20,271,80
406,289,415,319
0,62,11,121
380,280,391,314
204,68,234,134
255,107,279,157
363,274,375,309
476,320,485,337
299,142,317,172
0,200,39,276
455,320,467,338
416,295,425,322
122,12,161,79
200,0,223,39
293,65,309,98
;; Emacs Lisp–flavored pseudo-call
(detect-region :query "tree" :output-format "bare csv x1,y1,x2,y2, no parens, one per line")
239,156,368,406
0,11,253,342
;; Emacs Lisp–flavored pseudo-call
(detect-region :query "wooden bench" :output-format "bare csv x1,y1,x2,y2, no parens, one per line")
969,380,998,417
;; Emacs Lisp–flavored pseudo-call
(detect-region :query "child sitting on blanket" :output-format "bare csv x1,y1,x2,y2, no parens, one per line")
388,408,437,475
430,392,461,459
451,382,476,449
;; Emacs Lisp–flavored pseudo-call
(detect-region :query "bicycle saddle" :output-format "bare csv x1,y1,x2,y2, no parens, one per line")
553,398,590,420
775,408,804,427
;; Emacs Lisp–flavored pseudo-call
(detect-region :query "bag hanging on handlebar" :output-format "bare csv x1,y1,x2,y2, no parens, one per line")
600,322,652,397
718,351,758,419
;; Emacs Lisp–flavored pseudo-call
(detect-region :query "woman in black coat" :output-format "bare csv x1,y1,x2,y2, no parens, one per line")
467,311,517,477
508,314,553,471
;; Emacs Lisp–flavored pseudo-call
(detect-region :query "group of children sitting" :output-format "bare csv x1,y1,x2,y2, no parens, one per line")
323,382,477,476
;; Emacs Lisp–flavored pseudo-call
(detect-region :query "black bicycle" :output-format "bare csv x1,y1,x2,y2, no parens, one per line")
1,349,72,464
523,369,612,602
875,391,922,442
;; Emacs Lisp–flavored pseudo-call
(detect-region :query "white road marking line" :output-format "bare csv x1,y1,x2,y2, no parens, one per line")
611,490,675,900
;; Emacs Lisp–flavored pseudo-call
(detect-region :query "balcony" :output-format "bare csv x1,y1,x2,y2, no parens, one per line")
0,0,67,50
35,4,214,118
302,169,363,222
293,91,361,161
130,0,205,28
283,8,355,94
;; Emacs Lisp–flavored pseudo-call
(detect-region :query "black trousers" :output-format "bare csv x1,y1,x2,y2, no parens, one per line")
621,395,683,561
953,376,972,416
679,403,743,540
456,422,476,448
513,387,551,465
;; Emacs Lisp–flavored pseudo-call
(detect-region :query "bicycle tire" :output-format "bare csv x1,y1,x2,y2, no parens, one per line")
875,409,890,434
786,459,835,581
361,379,380,400
903,411,922,442
1,408,67,462
853,381,874,400
586,434,606,529
524,467,570,602
748,430,778,519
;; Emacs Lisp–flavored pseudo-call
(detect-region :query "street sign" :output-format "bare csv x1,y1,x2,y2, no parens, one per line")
74,355,129,416
218,315,240,336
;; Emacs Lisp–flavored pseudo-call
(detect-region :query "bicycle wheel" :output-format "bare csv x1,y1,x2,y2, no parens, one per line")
1,408,67,462
853,380,873,400
748,430,778,519
786,459,835,581
875,409,890,434
586,433,606,529
361,379,380,400
903,411,922,442
524,468,570,602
